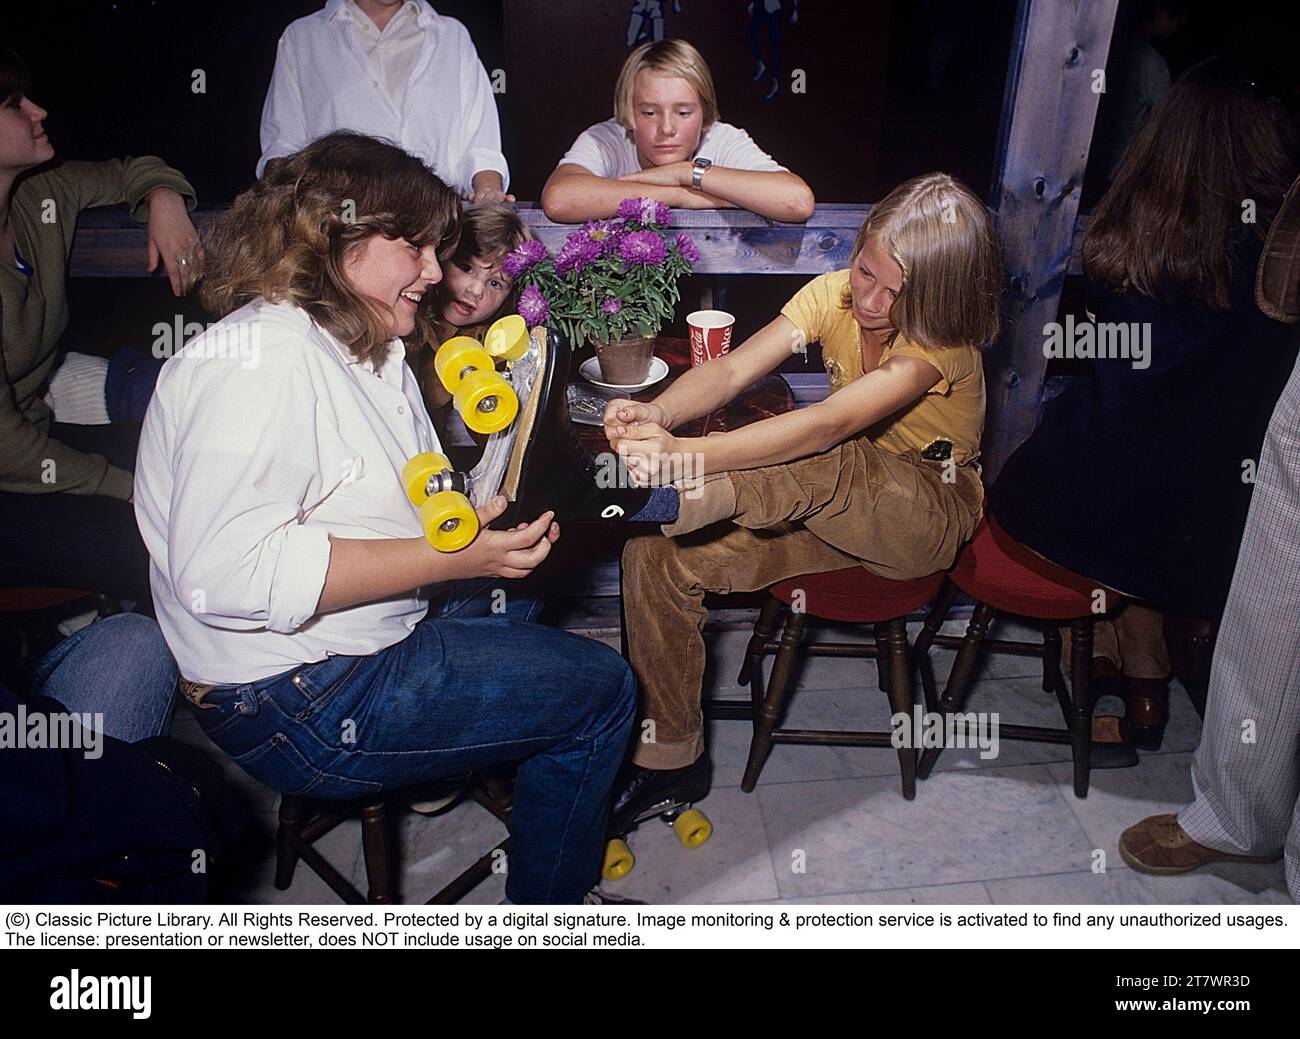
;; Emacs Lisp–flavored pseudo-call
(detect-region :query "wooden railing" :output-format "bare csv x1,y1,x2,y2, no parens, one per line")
67,200,1090,422
68,200,1088,279
67,202,874,279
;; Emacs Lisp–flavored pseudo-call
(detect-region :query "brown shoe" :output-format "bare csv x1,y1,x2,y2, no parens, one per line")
1119,814,1282,874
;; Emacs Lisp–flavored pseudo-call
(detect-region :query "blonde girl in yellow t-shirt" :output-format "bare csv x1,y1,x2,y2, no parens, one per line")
604,171,1002,802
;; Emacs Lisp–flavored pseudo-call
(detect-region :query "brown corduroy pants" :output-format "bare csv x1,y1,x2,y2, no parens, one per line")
621,436,984,769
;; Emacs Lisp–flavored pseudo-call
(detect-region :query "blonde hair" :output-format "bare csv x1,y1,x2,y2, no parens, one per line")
842,172,1003,350
201,132,460,367
614,39,719,131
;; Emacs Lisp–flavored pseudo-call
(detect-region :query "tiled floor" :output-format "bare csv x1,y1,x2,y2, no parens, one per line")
174,607,1292,905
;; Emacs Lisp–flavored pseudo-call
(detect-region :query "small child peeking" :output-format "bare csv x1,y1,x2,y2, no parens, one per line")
407,203,536,425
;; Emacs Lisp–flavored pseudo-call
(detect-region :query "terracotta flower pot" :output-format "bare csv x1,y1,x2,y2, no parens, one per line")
592,335,655,385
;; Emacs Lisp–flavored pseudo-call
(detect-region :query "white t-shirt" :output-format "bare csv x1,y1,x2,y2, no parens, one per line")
557,118,787,179
134,298,441,685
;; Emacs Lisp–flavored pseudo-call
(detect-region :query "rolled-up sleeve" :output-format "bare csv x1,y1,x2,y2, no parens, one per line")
160,354,332,633
455,27,508,193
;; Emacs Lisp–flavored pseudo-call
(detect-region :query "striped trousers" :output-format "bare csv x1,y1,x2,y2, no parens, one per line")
1178,354,1300,901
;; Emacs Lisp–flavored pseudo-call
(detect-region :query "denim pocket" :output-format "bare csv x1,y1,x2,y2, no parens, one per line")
280,655,365,722
193,685,257,741
231,732,383,798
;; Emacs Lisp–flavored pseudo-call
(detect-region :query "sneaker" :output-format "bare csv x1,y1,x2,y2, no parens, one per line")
481,325,650,527
406,791,459,815
1118,813,1283,875
405,776,468,815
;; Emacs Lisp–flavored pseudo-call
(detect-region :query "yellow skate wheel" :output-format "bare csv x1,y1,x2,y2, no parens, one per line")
418,490,478,552
484,314,529,362
434,337,495,393
602,838,635,882
672,809,712,849
401,451,452,507
454,369,518,434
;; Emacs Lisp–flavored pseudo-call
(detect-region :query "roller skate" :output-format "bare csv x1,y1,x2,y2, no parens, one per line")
402,314,551,549
601,755,713,882
403,316,651,550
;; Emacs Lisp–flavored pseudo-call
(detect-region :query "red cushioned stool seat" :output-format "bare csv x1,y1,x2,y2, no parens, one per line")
912,515,1116,798
771,568,945,623
949,516,1101,619
713,568,944,800
0,587,95,612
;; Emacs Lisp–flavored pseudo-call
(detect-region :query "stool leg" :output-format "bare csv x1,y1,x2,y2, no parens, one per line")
915,579,959,714
1068,618,1093,798
274,794,305,891
480,766,515,820
873,623,892,693
738,595,784,692
882,618,916,800
359,798,396,903
917,601,996,780
741,611,806,792
1042,623,1062,693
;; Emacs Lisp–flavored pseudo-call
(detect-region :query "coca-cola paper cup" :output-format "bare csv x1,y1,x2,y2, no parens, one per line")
687,309,735,367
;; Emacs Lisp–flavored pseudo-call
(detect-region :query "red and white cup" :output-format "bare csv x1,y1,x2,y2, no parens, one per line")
687,309,735,367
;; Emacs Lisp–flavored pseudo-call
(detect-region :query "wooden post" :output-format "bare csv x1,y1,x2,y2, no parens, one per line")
982,0,1118,481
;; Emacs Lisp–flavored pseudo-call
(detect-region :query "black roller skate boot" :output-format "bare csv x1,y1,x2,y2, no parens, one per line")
484,325,651,529
600,754,713,881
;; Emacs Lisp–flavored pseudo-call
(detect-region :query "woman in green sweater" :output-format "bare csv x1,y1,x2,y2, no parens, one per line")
0,47,198,601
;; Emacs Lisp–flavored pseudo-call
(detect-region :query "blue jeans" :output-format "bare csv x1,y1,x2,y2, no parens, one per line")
433,577,545,623
192,587,635,903
31,613,178,742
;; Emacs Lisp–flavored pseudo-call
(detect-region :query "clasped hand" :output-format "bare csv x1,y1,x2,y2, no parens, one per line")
603,398,682,486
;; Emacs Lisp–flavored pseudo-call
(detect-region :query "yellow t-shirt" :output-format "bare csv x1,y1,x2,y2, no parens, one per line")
780,269,986,465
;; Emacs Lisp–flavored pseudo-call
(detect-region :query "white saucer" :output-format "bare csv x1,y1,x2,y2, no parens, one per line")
578,355,669,394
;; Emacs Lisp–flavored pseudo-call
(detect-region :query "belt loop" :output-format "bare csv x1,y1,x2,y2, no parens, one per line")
235,683,261,717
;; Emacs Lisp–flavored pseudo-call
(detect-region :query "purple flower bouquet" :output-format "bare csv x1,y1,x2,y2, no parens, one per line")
502,198,698,352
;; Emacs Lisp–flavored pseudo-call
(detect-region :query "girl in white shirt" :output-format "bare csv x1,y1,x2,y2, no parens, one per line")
135,132,635,904
542,38,814,223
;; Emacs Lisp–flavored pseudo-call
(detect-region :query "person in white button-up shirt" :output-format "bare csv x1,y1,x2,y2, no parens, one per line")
136,133,635,903
258,0,511,203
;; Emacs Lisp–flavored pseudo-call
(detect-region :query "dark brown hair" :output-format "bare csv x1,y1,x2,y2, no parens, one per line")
1084,56,1299,309
450,202,534,265
0,47,31,104
201,132,461,365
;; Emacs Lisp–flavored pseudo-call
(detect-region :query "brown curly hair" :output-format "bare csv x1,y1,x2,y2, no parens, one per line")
200,132,461,366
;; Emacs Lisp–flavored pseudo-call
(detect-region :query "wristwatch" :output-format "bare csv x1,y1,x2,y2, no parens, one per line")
691,157,713,190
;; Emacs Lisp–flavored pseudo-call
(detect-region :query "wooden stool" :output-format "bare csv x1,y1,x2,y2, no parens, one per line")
717,568,944,799
913,515,1109,797
273,770,514,904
